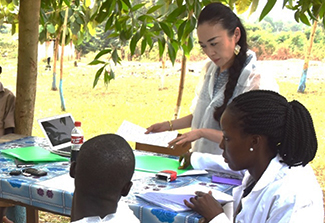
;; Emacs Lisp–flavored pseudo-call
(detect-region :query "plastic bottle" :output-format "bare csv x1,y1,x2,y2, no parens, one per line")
70,121,84,162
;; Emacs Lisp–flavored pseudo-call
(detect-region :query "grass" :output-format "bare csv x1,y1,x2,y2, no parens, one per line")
1,54,324,222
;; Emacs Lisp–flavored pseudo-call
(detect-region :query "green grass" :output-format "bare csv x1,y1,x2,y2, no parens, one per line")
1,55,325,222
277,79,325,189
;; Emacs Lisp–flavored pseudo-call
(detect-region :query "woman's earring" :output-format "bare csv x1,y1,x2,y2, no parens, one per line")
234,44,241,55
249,147,254,152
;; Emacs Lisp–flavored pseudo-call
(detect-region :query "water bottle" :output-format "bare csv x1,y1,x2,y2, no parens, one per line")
70,121,84,162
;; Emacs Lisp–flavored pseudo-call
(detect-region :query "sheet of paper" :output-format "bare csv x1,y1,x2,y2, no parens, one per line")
116,120,178,147
177,169,208,176
36,171,155,194
36,173,74,193
136,184,233,212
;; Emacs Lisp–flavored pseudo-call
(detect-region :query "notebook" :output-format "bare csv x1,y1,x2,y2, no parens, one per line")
37,113,75,157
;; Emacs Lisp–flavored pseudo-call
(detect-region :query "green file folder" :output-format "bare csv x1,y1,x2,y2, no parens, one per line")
1,146,69,162
135,155,190,175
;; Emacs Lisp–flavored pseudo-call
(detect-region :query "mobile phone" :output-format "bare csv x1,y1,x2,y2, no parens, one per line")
22,168,47,177
14,159,35,168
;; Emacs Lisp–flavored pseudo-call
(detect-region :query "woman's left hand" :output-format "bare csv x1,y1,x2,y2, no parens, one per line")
184,191,224,222
168,129,202,148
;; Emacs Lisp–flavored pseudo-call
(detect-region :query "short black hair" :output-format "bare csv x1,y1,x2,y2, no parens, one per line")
224,90,317,167
75,134,135,196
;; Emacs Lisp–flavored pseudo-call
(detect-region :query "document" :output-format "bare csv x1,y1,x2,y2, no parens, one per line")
37,173,74,192
116,120,178,147
136,184,233,212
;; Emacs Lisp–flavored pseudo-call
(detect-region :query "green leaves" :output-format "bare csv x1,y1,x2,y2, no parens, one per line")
159,22,173,39
147,4,163,14
259,0,276,21
30,0,325,88
158,37,166,58
235,0,253,14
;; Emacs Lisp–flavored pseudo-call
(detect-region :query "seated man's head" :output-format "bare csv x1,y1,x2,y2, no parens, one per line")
70,133,135,219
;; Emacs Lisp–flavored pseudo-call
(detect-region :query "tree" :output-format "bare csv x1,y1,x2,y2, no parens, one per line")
0,0,324,135
297,19,318,93
39,0,95,109
14,0,41,136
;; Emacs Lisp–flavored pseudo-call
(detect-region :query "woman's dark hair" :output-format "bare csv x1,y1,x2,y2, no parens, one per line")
224,90,317,167
198,2,248,121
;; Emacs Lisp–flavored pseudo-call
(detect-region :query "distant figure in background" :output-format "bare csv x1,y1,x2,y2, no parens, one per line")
0,65,16,223
0,66,15,136
45,57,51,71
70,134,139,222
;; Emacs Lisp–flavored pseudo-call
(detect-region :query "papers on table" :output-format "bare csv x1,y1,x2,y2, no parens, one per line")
116,120,178,147
36,173,74,193
178,169,208,176
136,184,233,212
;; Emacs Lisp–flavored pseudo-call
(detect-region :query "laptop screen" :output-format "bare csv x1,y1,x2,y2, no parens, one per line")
38,114,75,147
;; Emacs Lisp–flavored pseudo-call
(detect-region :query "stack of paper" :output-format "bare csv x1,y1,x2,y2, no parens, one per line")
136,184,233,212
116,120,178,147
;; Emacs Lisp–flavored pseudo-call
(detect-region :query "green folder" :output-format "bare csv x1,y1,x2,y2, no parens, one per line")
135,155,190,175
1,146,69,162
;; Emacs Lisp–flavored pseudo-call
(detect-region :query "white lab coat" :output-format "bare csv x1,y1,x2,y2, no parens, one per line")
210,155,324,223
190,51,279,155
71,202,139,223
191,152,245,178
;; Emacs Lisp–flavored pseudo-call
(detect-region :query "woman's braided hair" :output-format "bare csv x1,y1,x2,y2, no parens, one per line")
225,90,317,167
198,2,248,122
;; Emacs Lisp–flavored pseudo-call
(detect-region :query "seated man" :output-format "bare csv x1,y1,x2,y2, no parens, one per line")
0,68,15,136
0,66,16,223
70,134,139,222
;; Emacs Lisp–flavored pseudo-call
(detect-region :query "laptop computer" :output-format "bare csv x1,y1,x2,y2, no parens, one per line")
37,113,75,157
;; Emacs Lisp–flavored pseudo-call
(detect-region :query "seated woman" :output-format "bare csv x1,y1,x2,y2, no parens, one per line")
183,90,324,222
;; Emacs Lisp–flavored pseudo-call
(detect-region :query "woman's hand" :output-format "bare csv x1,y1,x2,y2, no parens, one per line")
178,152,192,169
184,191,224,222
145,121,169,134
168,129,202,148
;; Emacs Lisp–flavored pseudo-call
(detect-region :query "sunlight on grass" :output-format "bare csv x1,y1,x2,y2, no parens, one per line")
277,81,325,189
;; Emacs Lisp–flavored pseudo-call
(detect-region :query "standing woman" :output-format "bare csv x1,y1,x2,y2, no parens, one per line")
146,2,278,155
184,90,323,222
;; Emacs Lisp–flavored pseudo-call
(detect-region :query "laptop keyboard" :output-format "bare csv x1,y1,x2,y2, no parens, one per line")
60,146,71,152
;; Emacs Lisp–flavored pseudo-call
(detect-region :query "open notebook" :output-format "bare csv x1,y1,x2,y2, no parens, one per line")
136,184,233,212
37,113,75,157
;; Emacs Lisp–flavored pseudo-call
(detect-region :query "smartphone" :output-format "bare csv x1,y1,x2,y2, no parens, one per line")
14,159,35,168
22,168,47,177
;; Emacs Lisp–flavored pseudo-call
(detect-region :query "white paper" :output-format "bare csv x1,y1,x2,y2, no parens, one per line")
136,184,233,212
36,173,74,192
36,171,155,194
177,169,208,176
116,120,178,147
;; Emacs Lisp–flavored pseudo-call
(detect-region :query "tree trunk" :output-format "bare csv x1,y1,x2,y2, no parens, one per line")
52,37,59,91
15,0,41,136
59,7,69,111
174,54,187,120
297,19,318,93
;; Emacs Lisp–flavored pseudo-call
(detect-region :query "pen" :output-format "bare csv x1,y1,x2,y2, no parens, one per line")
17,164,35,168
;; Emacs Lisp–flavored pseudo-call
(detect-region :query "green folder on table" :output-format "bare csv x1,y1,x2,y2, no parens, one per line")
1,146,69,162
135,155,190,175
